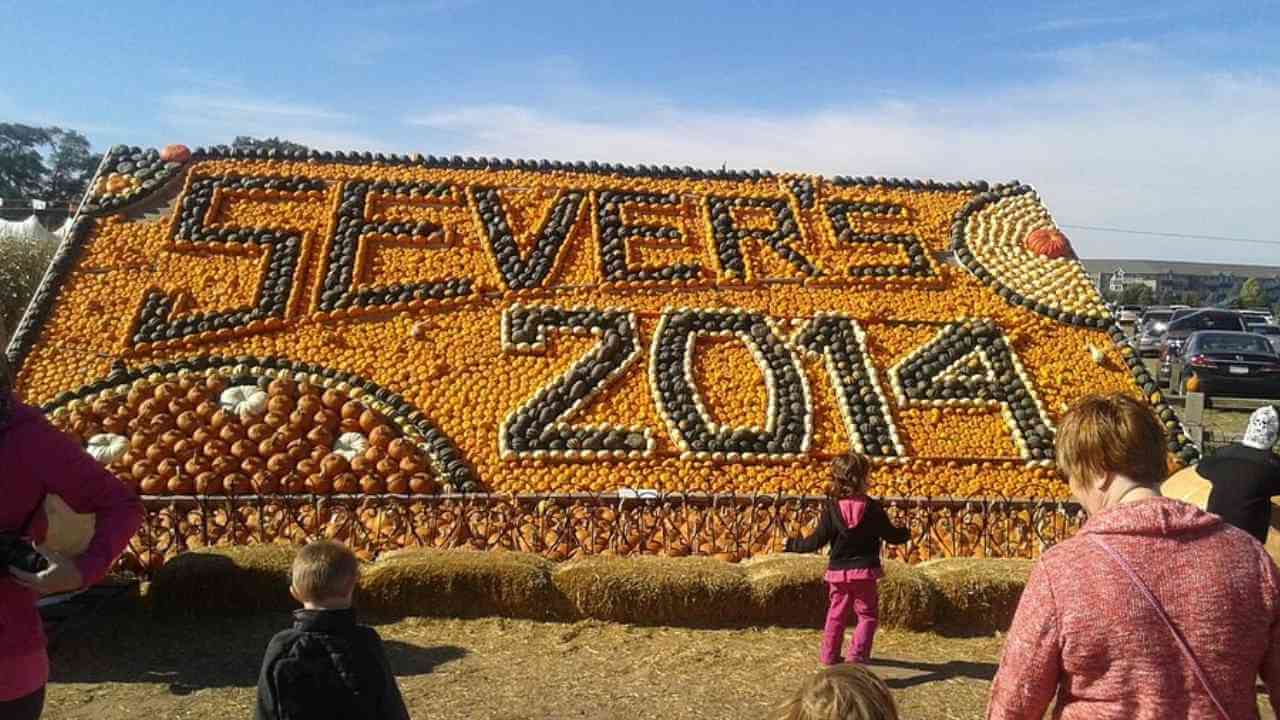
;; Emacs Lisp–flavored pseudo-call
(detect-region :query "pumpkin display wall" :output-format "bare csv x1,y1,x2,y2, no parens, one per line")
6,145,1196,506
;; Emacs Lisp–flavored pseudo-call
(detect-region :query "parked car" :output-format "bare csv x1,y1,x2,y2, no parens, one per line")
1135,309,1176,357
1118,305,1143,324
1255,324,1280,353
1241,310,1277,328
1158,310,1247,385
1164,331,1280,397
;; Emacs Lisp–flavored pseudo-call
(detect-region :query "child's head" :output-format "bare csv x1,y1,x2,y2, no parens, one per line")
776,665,899,720
827,453,871,498
290,540,359,608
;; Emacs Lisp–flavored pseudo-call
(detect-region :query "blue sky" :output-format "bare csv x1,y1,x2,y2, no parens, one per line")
3,0,1279,265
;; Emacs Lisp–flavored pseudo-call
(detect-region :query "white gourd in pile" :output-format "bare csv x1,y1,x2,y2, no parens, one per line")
333,432,369,461
1087,344,1107,366
86,433,129,465
220,385,269,417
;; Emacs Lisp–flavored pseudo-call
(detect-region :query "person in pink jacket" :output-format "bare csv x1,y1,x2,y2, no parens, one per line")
785,453,910,667
988,394,1280,720
0,356,143,719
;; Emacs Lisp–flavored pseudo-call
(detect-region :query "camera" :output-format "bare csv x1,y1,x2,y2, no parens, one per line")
0,534,49,575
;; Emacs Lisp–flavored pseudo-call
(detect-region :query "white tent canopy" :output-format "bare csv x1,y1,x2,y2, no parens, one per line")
0,215,61,246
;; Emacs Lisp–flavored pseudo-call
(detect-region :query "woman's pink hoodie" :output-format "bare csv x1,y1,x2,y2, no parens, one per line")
989,497,1280,719
0,400,143,699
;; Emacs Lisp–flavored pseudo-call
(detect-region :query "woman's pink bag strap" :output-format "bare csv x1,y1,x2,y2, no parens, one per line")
1088,535,1233,720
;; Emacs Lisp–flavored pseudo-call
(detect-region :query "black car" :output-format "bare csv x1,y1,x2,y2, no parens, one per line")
1166,331,1280,397
1158,309,1247,384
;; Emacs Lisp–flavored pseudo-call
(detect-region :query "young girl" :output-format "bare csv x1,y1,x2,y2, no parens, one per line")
775,664,899,720
785,453,909,666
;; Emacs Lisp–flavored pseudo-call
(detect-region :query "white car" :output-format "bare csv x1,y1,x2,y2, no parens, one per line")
1255,324,1280,354
1118,305,1142,324
1242,310,1277,328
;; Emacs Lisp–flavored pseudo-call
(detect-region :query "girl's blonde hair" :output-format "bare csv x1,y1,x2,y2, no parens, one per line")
775,665,899,720
827,452,871,497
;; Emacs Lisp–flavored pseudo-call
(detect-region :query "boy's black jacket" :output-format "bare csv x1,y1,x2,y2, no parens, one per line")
255,608,410,720
784,497,910,569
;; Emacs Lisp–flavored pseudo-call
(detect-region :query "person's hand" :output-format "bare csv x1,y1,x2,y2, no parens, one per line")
8,545,84,595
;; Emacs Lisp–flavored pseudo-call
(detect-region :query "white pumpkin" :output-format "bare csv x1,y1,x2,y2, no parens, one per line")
1087,344,1107,366
86,433,129,465
220,385,269,417
333,432,369,461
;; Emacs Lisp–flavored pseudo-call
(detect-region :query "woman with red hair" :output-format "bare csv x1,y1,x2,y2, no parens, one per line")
988,394,1280,719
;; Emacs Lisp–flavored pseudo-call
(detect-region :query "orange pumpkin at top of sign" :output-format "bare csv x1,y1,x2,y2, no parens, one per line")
5,143,1196,501
1024,227,1073,259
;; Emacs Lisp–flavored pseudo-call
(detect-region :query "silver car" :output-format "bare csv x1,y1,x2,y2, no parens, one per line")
1256,325,1280,354
1136,318,1170,357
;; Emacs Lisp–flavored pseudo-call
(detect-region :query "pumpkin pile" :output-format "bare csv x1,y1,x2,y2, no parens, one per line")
47,359,449,498
10,145,1197,528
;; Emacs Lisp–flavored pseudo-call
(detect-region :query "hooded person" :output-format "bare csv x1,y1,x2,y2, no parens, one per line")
0,354,143,720
1204,405,1280,543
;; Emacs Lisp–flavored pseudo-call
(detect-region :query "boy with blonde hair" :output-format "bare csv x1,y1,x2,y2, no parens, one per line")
255,541,409,720
775,664,899,720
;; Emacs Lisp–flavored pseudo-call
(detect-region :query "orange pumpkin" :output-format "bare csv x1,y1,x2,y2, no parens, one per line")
1023,227,1073,259
159,143,191,163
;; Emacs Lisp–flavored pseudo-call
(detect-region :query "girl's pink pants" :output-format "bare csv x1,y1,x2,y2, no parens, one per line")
821,578,879,665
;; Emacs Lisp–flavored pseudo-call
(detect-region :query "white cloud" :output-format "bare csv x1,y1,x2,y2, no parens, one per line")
405,44,1280,265
1028,11,1176,33
158,92,393,153
164,94,351,123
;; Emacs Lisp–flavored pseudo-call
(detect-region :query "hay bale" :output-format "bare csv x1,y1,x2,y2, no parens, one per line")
744,554,936,630
150,545,297,614
919,558,1033,635
553,555,752,627
360,548,565,620
742,553,827,627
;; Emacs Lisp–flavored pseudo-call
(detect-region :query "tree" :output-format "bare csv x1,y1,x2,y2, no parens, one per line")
44,128,100,204
1119,284,1155,306
1181,291,1203,307
232,136,311,155
1240,278,1270,309
0,123,50,199
0,123,102,221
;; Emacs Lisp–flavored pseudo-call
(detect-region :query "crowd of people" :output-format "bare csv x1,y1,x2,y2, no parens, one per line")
3,344,1280,718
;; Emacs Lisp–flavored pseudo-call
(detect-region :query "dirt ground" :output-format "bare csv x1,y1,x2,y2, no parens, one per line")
42,607,1004,719
42,605,1278,720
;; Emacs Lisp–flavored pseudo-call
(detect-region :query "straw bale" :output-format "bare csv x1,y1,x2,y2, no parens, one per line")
743,554,936,630
552,555,752,627
360,548,565,620
150,545,297,614
919,558,1033,634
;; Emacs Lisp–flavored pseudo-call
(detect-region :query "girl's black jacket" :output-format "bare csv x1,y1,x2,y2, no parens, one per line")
784,497,910,570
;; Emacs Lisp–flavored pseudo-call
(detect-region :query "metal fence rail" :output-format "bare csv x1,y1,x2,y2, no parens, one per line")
118,492,1084,577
